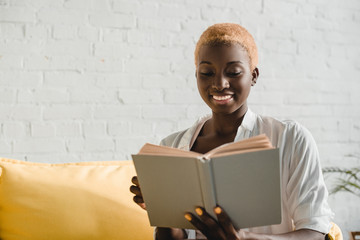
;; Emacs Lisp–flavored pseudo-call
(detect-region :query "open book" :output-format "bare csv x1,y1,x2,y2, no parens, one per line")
132,134,281,230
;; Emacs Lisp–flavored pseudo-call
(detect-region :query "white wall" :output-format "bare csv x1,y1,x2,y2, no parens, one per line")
0,0,359,238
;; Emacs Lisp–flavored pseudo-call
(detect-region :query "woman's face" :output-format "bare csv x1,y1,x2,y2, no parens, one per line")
196,43,256,115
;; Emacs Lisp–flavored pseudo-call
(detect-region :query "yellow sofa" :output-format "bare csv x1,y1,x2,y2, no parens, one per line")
0,157,343,240
0,158,153,240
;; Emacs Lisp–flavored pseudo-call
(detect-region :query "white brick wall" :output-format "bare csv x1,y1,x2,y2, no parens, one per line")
0,0,359,237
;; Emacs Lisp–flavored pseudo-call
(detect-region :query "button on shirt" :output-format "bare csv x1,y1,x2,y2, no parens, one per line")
159,109,334,239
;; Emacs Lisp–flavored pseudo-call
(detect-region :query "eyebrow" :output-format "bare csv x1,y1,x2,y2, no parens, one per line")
227,61,243,65
199,61,243,65
199,61,211,65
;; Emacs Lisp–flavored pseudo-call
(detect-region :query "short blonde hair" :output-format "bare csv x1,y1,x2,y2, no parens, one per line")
194,23,258,71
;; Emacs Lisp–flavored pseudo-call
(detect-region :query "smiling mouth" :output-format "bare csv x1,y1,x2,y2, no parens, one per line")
212,95,232,101
212,95,233,104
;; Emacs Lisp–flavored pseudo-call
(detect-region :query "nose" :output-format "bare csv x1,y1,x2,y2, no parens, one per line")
212,73,230,91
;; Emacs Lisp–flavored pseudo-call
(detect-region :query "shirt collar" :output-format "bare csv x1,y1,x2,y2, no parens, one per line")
239,108,256,132
234,108,257,141
177,114,211,151
178,109,257,151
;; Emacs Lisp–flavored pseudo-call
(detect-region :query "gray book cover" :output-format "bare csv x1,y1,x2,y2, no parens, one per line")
132,148,281,230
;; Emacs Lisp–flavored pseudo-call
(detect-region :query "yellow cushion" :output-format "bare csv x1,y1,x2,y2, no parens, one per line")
326,222,343,240
0,158,153,240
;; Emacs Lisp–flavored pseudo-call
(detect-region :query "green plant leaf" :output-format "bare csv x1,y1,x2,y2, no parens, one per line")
322,167,360,198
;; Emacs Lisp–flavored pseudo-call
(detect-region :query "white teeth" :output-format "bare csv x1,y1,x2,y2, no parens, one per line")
213,95,232,101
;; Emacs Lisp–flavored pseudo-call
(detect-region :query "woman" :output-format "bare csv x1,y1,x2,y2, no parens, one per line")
130,23,334,240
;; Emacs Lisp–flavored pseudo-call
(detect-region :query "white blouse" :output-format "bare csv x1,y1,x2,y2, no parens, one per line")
159,109,334,239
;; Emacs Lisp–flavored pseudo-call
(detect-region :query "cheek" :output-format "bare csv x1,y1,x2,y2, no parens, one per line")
197,78,209,91
234,76,252,89
196,79,212,102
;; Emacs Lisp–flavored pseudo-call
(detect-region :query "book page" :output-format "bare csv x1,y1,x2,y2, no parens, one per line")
205,134,273,159
137,143,201,158
137,134,273,160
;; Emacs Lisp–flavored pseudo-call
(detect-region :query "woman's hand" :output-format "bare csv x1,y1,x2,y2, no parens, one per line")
185,206,326,240
155,227,187,240
185,206,246,240
130,176,146,210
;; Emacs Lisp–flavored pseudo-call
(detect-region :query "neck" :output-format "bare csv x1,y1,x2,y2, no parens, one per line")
210,104,248,136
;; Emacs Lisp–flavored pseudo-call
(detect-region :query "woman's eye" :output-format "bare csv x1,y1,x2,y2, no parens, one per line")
228,72,241,76
200,72,214,76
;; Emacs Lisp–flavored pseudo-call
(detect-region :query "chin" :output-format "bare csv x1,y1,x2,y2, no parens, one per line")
213,109,238,115
208,105,239,115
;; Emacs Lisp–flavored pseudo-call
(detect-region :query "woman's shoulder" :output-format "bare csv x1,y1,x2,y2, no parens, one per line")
160,115,211,148
256,113,308,134
159,129,189,147
255,113,315,147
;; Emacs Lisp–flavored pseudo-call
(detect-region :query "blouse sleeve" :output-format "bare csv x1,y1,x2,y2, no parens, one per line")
285,124,334,233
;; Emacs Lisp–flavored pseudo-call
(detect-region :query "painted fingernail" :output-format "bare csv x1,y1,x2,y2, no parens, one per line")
195,207,203,216
184,213,192,221
214,206,222,214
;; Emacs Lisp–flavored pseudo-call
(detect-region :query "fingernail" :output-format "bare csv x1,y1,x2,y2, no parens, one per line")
195,207,203,216
214,206,222,214
184,213,192,221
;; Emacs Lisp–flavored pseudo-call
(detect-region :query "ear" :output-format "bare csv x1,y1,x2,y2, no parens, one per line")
251,67,259,86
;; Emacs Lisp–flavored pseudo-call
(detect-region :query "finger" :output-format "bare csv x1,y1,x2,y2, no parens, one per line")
214,206,238,237
195,207,226,239
138,202,146,210
184,212,209,234
133,195,146,210
135,202,146,210
133,195,144,204
130,185,142,196
131,176,140,186
195,207,222,230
